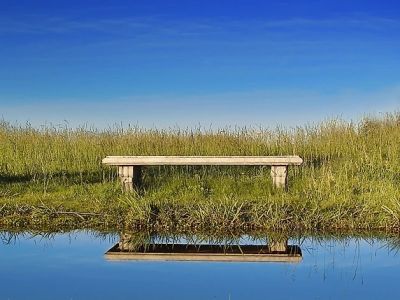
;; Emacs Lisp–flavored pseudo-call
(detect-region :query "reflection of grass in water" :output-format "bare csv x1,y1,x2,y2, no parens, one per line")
290,232,400,287
0,229,119,247
0,112,400,230
382,235,400,256
116,230,292,253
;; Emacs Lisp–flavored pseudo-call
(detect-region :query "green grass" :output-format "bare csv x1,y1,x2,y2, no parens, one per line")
0,112,399,231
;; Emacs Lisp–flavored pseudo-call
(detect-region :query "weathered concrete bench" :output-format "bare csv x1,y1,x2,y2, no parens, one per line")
102,156,303,192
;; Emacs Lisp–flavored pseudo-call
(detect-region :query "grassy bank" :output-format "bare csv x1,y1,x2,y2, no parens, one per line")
0,112,399,231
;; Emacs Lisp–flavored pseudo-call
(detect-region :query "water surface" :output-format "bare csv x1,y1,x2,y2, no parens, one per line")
1,230,399,300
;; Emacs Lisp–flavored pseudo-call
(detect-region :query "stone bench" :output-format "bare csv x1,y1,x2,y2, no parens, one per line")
102,156,303,192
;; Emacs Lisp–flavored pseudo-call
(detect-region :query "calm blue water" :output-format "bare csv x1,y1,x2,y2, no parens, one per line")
1,230,399,300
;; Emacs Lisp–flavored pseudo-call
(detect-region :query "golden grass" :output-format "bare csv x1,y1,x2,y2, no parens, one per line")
0,112,399,231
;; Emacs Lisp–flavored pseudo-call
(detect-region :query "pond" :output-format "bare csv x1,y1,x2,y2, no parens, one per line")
1,230,399,300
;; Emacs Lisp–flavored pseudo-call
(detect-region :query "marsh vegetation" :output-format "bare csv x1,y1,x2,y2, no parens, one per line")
0,112,399,231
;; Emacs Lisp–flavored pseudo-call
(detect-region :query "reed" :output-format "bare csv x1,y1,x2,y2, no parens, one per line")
0,112,399,231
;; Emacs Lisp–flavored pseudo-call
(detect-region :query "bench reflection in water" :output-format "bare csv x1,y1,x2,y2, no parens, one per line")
104,233,302,263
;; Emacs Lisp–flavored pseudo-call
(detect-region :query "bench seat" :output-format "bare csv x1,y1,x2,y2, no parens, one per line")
102,156,303,192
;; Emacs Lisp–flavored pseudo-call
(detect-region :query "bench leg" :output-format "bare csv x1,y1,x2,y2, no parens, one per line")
270,166,287,188
118,166,142,192
269,238,288,252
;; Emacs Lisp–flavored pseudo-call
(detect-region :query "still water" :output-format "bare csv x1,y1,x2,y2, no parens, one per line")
1,230,399,300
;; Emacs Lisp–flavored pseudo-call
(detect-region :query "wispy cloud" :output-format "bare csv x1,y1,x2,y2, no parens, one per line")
3,11,397,69
2,12,399,37
1,6,399,119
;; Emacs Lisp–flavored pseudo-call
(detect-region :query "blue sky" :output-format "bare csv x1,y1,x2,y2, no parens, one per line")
1,0,399,129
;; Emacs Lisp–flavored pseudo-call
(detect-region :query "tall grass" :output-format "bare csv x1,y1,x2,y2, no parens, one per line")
0,112,399,231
